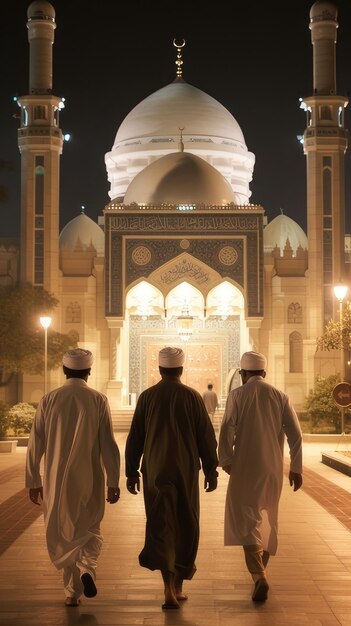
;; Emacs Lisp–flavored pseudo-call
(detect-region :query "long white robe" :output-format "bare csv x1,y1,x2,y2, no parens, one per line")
26,378,120,570
218,376,302,555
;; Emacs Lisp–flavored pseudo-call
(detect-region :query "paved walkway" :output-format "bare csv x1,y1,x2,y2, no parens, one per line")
1,435,351,625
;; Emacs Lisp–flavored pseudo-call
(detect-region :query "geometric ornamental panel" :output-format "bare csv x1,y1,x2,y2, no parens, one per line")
218,245,238,266
131,246,151,265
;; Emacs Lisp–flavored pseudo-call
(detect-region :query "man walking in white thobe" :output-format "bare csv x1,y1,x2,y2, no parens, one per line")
218,351,302,602
26,349,121,606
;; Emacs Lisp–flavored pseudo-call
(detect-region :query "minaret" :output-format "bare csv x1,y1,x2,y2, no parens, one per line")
17,0,63,293
301,1,348,334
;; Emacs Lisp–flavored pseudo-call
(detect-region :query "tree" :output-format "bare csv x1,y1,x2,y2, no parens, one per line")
0,283,78,387
304,374,344,432
317,300,351,352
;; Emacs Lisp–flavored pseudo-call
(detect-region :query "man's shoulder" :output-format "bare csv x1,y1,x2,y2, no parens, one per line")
65,381,109,402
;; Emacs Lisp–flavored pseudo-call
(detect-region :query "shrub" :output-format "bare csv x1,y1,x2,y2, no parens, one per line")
0,401,10,437
7,402,36,436
304,374,351,433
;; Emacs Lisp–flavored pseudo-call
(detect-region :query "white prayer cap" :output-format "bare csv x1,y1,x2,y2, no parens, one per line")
63,348,93,370
158,346,185,368
240,351,267,371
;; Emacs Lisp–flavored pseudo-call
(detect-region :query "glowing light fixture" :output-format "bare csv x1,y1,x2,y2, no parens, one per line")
333,284,348,303
176,305,193,342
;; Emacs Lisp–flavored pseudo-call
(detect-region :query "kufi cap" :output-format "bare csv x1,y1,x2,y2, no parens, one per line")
63,348,93,370
240,351,267,371
158,346,185,368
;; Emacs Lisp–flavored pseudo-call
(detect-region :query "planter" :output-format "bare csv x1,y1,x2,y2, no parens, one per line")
0,435,29,447
0,439,17,453
321,452,351,477
16,436,29,447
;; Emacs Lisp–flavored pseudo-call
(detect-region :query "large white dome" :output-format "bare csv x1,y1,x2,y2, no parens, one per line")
114,80,245,146
59,213,104,256
123,151,236,206
264,213,308,255
105,78,255,205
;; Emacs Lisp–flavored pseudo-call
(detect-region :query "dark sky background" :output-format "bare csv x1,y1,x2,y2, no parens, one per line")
1,0,351,238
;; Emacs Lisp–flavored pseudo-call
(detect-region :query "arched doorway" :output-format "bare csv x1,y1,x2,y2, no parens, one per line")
124,279,248,401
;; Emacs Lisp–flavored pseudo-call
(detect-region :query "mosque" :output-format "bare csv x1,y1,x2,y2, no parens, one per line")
1,0,350,426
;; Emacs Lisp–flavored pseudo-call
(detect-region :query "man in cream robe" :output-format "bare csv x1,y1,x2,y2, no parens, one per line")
218,351,302,602
26,349,120,606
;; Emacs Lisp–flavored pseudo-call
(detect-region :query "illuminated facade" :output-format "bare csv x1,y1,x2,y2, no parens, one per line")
0,0,349,423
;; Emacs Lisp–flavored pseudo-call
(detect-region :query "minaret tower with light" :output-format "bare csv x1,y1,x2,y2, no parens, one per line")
302,1,348,334
17,0,63,293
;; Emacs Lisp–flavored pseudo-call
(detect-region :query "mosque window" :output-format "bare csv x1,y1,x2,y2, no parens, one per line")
22,106,28,126
322,166,332,216
288,303,302,323
289,332,303,373
34,231,44,285
33,156,45,286
34,105,47,120
323,231,332,284
66,302,81,323
320,105,332,121
338,106,343,127
307,107,312,127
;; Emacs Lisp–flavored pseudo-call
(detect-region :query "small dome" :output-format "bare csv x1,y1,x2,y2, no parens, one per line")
27,1,55,20
114,80,245,147
59,213,104,256
264,214,308,255
310,1,337,22
123,151,236,206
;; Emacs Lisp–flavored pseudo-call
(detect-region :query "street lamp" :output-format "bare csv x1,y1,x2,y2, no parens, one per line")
40,316,52,394
333,284,348,433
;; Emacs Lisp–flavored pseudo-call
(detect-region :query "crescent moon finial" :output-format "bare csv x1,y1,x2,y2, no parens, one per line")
173,39,186,79
173,38,185,48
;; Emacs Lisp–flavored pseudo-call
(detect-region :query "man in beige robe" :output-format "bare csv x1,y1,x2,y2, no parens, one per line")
26,349,120,606
218,351,302,602
202,383,219,421
125,346,218,610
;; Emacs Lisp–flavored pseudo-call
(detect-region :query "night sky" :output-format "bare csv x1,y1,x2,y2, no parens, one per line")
1,0,351,238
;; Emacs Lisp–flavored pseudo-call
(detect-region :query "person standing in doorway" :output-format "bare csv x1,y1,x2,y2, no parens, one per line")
125,346,218,610
202,383,219,422
26,348,121,607
218,351,302,602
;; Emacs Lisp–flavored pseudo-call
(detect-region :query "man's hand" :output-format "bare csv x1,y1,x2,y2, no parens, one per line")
289,471,303,492
126,476,140,494
29,487,43,505
204,475,218,492
222,465,231,475
106,486,120,504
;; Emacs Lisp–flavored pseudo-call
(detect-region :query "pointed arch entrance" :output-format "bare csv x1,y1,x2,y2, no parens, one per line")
124,278,248,404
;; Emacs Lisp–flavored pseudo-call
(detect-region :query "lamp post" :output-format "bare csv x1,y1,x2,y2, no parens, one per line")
40,316,52,394
333,284,348,434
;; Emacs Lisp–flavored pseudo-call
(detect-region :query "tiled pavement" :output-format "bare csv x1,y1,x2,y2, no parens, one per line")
1,436,351,625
